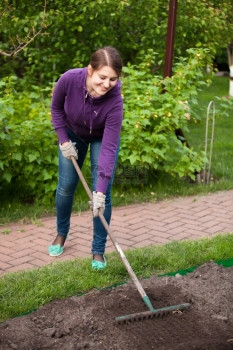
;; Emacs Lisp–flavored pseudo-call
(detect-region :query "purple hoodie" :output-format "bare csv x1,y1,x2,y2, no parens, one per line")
51,67,123,193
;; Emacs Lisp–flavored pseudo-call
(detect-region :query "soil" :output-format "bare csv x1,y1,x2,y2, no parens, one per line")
0,261,233,350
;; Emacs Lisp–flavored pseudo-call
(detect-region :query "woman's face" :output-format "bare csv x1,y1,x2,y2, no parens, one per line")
87,65,118,97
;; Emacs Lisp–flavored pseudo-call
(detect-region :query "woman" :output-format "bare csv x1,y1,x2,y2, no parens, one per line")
49,46,123,270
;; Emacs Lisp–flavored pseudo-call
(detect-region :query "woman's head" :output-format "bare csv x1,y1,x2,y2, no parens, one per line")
86,46,123,97
89,46,122,78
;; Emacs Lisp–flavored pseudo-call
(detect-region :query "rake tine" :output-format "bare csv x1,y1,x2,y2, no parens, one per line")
115,303,190,325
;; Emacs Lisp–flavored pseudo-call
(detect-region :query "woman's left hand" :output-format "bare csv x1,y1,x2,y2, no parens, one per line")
91,192,106,217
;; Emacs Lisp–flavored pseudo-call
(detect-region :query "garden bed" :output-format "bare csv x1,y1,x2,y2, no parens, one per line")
0,261,233,349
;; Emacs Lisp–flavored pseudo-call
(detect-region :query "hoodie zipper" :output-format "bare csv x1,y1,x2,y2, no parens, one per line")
84,90,98,134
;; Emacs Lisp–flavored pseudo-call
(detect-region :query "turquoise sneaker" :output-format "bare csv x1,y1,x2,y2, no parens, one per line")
48,234,69,257
92,256,107,270
48,244,64,257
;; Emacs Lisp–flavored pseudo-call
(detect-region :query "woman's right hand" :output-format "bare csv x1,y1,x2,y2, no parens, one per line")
59,140,78,160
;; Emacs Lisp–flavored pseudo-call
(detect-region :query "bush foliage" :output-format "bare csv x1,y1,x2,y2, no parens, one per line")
0,0,233,85
0,77,58,201
0,48,214,200
1,0,233,202
120,48,211,178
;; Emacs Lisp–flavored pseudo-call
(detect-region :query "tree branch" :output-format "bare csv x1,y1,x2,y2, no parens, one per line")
0,0,47,57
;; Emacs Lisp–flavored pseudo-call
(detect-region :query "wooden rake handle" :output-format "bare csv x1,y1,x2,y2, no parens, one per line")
71,156,150,303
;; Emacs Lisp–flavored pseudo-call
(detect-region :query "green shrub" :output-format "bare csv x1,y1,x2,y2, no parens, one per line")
120,48,211,179
1,47,228,202
0,76,57,202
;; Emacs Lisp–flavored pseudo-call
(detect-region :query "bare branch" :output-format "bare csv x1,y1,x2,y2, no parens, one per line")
0,0,47,57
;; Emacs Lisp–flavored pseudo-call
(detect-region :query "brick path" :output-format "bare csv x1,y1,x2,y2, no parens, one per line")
0,190,233,276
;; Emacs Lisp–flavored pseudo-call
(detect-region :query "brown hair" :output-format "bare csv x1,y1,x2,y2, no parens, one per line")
90,46,123,77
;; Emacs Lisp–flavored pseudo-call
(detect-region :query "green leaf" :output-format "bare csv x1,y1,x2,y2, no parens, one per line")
28,154,37,162
12,152,22,161
3,172,12,182
128,153,140,164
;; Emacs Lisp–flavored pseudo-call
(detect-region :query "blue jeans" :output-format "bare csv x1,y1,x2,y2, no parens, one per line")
56,129,119,255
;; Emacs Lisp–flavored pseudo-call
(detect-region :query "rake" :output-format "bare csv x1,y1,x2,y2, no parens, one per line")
71,157,190,324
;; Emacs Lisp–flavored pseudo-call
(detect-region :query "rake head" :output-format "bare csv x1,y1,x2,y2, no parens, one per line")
115,302,191,325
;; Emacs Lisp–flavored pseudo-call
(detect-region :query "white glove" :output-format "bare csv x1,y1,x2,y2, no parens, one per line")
59,140,78,160
91,191,106,218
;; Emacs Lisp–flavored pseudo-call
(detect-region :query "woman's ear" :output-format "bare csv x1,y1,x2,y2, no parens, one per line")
87,64,93,76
